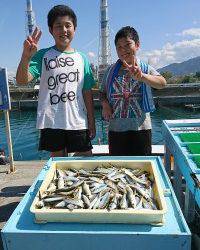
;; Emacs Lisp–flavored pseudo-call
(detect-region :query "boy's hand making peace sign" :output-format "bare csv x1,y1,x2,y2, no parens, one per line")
16,27,42,84
123,56,143,81
22,27,42,60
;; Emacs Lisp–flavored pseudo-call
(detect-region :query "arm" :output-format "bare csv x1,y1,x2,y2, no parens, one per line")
123,57,167,89
141,74,166,89
83,90,96,140
16,27,42,84
99,91,113,121
16,56,34,84
99,66,113,121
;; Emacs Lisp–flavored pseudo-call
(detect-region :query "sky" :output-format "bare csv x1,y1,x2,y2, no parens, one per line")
1,0,200,77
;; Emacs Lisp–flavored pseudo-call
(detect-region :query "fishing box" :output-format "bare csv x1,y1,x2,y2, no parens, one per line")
2,156,191,250
30,159,167,225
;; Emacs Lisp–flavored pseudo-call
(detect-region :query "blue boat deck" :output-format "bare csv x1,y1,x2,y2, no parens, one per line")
1,156,191,250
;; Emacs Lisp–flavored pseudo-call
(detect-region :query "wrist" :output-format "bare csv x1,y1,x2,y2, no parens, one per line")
21,55,31,65
88,120,95,129
88,115,95,123
140,73,146,82
101,100,110,108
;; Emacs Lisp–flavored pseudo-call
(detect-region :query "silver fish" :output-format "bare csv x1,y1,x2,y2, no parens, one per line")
55,200,66,208
89,195,99,209
108,194,118,211
65,170,77,177
119,192,128,209
98,192,111,209
65,198,84,208
56,169,67,179
57,177,65,189
37,165,158,211
126,186,136,208
131,184,151,201
36,200,45,209
82,194,90,208
43,197,64,203
123,169,148,186
82,181,92,198
46,182,57,193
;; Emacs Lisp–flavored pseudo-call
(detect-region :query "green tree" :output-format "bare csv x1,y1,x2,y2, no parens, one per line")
181,75,195,83
195,71,200,78
160,71,173,81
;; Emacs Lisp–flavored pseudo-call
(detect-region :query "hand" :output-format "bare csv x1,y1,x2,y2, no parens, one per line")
88,122,96,140
102,103,113,121
123,56,143,81
22,27,42,60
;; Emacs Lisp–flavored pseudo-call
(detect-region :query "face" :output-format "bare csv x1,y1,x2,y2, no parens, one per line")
116,37,140,64
49,16,75,51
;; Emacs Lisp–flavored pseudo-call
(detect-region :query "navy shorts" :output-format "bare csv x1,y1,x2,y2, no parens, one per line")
39,129,92,153
108,129,151,156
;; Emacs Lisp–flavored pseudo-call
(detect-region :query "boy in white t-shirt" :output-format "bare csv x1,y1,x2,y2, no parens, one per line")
16,5,96,157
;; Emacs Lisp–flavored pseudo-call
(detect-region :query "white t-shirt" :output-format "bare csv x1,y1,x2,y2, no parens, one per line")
29,47,95,130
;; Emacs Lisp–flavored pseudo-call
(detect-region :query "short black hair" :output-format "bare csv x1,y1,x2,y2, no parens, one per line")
47,5,77,29
115,26,139,45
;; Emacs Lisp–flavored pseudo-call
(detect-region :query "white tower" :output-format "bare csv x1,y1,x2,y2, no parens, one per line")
98,0,112,83
26,0,35,35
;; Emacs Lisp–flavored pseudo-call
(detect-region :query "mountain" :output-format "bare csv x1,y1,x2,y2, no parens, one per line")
158,56,200,76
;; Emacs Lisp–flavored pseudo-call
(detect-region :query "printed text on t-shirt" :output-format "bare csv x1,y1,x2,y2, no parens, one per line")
43,56,80,105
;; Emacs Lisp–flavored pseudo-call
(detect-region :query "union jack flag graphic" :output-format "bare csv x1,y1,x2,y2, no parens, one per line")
111,75,142,118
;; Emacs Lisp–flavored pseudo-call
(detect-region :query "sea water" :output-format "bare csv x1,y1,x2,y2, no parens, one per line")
0,106,199,160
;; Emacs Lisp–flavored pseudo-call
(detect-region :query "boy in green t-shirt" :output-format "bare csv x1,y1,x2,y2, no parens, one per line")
16,5,96,157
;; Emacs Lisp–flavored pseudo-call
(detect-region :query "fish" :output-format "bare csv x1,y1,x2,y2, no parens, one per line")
107,194,118,211
98,192,111,209
82,181,92,198
43,197,64,204
57,177,65,189
36,165,158,212
126,186,136,208
119,192,128,209
65,198,84,208
35,200,45,209
55,200,66,208
82,194,90,208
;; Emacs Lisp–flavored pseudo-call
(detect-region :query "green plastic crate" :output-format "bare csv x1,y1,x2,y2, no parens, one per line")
179,133,200,142
193,156,200,168
186,143,200,154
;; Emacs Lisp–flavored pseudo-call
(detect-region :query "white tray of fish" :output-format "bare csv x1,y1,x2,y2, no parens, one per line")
30,159,167,225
